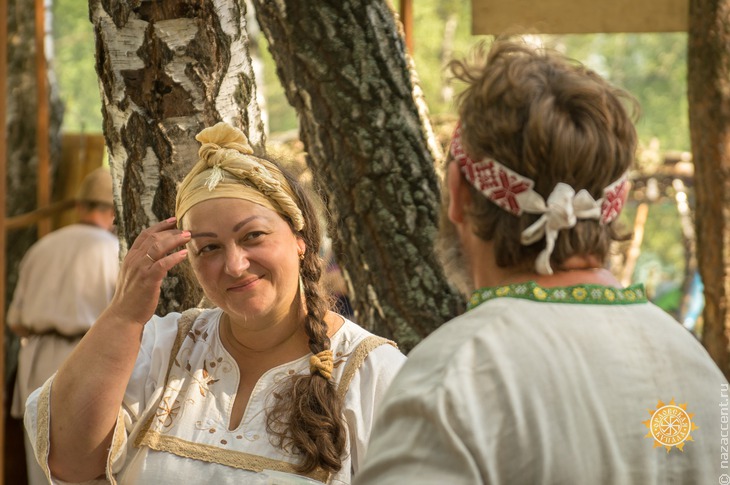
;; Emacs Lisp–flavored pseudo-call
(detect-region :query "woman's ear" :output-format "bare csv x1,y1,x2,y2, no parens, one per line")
296,238,306,258
447,162,471,225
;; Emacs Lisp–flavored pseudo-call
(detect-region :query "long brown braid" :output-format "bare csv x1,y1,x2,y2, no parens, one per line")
265,164,347,474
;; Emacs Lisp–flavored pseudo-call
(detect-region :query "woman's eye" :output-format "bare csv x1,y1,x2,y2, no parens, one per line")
197,244,218,255
245,231,266,241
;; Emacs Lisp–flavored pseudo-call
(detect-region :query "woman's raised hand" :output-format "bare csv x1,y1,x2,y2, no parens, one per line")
47,217,190,480
108,217,191,326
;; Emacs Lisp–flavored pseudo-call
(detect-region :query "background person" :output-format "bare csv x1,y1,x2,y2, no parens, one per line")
356,39,727,484
24,122,405,484
7,167,119,485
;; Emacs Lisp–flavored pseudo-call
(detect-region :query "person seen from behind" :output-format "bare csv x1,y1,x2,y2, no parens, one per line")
7,167,119,485
356,38,727,485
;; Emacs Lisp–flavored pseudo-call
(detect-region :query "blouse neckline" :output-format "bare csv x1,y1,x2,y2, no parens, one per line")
467,281,647,311
212,309,352,373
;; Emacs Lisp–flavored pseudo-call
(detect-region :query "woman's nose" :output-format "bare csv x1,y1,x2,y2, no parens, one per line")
224,246,250,276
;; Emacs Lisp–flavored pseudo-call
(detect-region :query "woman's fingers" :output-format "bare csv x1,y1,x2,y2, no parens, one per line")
109,218,191,325
126,217,190,267
142,229,191,267
155,248,189,272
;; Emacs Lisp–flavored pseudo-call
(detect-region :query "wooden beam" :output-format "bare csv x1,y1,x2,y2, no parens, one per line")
35,0,51,237
5,200,76,231
0,0,8,479
471,0,687,34
400,0,414,54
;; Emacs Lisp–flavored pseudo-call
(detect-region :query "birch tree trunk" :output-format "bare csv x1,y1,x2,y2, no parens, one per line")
688,0,730,379
245,0,268,135
253,1,463,351
89,0,263,314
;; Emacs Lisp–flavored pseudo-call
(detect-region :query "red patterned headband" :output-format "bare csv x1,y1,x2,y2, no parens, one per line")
449,122,629,274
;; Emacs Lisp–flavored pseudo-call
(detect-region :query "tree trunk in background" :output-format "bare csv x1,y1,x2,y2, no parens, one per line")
5,0,64,481
89,0,263,314
245,0,268,135
253,1,463,352
688,0,730,379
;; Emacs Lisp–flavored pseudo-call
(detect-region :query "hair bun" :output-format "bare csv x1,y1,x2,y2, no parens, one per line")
196,122,254,167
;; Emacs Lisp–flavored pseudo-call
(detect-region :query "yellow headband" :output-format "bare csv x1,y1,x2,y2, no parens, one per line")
175,122,305,231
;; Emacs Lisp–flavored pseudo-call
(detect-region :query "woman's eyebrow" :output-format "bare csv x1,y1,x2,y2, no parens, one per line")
189,216,262,238
190,231,216,239
232,215,260,233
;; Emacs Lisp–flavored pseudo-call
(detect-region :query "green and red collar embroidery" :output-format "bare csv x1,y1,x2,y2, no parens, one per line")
468,281,648,310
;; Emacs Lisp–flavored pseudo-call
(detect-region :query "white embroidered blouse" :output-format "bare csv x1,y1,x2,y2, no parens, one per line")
25,308,406,485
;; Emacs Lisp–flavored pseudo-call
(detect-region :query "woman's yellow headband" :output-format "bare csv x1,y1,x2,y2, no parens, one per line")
175,122,304,231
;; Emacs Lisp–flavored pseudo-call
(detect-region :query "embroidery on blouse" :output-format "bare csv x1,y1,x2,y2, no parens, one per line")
136,308,201,442
468,281,648,310
135,312,394,483
156,396,182,428
136,309,327,481
141,310,236,434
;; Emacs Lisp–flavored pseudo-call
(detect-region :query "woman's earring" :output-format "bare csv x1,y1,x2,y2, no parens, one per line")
298,251,306,303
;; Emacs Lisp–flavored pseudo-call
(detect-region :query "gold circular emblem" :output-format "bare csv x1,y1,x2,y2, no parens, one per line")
650,405,691,445
643,399,698,452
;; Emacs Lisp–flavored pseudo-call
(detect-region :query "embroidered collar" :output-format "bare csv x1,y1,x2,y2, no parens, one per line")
467,281,647,310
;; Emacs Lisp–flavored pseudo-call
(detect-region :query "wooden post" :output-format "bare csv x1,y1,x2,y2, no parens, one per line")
400,0,414,54
621,202,650,287
0,0,8,479
34,0,50,237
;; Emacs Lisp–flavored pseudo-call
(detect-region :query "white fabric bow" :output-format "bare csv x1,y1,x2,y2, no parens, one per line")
520,183,602,275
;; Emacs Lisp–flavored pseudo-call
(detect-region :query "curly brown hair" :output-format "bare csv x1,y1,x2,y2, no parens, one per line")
263,163,347,475
450,38,639,271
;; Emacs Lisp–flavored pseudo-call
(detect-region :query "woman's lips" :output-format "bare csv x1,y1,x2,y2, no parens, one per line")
227,276,261,291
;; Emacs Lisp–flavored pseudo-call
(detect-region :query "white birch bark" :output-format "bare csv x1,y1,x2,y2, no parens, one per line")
89,0,263,312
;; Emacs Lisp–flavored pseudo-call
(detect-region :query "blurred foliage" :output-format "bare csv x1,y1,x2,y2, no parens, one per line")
53,0,690,153
551,34,689,152
53,0,103,133
401,1,689,151
620,202,686,294
258,34,299,134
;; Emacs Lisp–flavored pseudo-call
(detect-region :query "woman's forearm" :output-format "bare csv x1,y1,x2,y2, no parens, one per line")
48,308,145,481
45,218,189,481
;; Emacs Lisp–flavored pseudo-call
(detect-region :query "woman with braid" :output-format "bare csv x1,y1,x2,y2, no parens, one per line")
23,122,406,484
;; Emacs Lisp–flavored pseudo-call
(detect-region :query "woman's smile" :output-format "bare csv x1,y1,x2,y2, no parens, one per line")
227,275,262,292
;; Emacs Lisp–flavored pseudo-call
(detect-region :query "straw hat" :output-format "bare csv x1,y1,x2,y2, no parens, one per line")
76,167,113,206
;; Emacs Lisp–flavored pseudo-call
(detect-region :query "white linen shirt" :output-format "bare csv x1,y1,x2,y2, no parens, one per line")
25,308,406,485
7,223,119,417
357,282,727,485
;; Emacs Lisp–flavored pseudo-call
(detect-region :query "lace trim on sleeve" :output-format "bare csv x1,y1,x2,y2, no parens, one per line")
336,336,397,402
35,378,53,483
